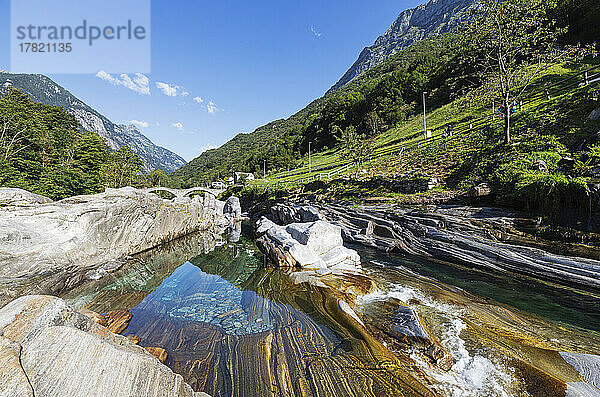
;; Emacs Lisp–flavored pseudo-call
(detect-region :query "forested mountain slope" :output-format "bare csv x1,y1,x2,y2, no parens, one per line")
0,73,186,173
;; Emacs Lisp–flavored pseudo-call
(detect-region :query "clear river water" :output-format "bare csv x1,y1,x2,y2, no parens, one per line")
61,230,600,397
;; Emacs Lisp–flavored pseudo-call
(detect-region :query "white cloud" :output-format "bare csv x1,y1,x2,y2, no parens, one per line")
171,122,184,131
96,71,150,95
128,120,149,128
156,82,177,96
155,121,160,127
311,26,322,38
193,96,204,103
198,144,217,153
155,82,188,97
207,101,219,115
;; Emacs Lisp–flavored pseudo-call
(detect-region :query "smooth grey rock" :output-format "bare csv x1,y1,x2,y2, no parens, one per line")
392,306,429,339
256,217,277,234
561,352,600,390
0,295,210,397
565,382,600,397
320,246,361,268
313,203,600,291
255,216,360,273
270,203,323,224
0,188,228,304
0,188,53,207
223,196,241,218
286,221,343,255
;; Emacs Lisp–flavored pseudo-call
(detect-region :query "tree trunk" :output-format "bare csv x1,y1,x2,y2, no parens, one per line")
504,98,511,144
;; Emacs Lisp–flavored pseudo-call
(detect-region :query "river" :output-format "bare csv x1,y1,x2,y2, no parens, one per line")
60,230,600,397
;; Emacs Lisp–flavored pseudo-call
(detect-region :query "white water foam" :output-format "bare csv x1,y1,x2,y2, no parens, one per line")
357,285,515,397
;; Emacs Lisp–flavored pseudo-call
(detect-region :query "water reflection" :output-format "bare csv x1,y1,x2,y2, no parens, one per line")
65,233,426,396
130,262,274,335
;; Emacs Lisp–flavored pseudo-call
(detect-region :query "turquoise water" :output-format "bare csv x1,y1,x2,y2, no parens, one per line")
354,243,600,333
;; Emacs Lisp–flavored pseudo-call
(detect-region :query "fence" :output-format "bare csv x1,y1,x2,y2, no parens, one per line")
254,64,600,188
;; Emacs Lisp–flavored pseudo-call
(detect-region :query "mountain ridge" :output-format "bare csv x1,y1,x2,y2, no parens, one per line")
0,73,186,173
327,0,475,93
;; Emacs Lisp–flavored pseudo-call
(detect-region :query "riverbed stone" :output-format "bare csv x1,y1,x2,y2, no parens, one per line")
145,347,169,364
103,310,133,334
0,295,210,397
256,216,360,273
309,202,600,291
270,203,323,224
223,196,242,219
560,352,600,390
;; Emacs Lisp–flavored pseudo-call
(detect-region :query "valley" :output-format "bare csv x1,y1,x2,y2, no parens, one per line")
0,0,599,396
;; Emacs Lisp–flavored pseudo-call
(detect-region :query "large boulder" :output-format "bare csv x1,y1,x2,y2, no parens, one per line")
0,188,228,304
0,295,210,397
223,196,242,219
255,216,360,273
270,203,322,224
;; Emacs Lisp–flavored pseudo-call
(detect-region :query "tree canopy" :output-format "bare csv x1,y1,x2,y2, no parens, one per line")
0,87,148,199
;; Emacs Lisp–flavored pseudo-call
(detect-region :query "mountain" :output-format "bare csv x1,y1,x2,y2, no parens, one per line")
328,0,475,93
172,0,473,186
0,73,186,173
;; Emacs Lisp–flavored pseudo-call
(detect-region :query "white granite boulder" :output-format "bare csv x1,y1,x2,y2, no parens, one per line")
285,221,344,255
0,188,53,207
255,216,360,273
0,188,235,304
0,295,210,397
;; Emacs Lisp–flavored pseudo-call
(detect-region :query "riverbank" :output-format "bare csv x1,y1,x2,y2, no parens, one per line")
1,187,600,396
0,187,240,397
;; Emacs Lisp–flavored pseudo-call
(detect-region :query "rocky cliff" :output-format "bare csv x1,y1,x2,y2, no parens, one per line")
328,0,476,92
0,73,186,173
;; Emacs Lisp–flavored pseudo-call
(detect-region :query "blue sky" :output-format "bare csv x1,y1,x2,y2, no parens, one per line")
0,0,423,161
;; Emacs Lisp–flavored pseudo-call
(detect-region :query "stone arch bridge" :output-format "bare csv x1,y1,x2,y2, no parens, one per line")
142,187,223,199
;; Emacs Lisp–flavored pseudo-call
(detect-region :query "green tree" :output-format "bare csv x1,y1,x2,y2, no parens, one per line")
462,0,572,144
336,125,374,179
147,169,171,187
72,131,109,194
103,146,143,188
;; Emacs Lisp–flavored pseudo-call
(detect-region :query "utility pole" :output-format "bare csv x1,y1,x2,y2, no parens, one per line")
422,92,428,137
263,159,266,179
308,142,312,174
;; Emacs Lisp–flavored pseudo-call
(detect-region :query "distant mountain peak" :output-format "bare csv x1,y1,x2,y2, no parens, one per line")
328,0,476,93
0,72,186,173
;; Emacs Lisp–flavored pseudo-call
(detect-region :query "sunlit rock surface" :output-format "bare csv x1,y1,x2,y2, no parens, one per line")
0,295,209,397
560,352,600,394
255,216,361,274
309,202,600,291
0,188,237,306
0,188,53,206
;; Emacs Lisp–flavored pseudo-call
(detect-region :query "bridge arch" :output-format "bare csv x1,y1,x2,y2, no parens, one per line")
143,187,219,200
